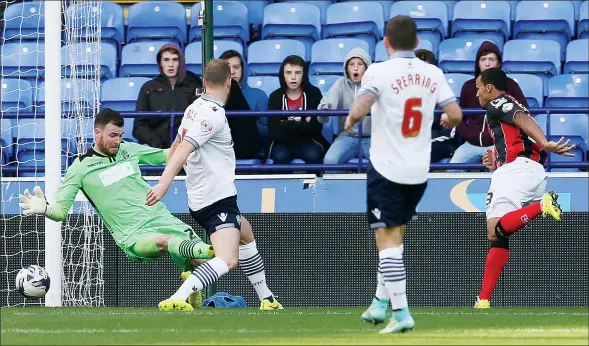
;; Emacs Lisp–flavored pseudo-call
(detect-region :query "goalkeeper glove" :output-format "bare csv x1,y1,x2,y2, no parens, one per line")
19,186,51,217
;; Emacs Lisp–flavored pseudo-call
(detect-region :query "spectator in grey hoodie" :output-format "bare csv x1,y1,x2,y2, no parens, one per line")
318,47,372,165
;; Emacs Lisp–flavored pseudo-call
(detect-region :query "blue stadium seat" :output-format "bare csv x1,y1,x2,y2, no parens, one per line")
119,41,170,78
547,113,589,161
564,40,589,74
236,159,262,165
262,3,321,41
339,0,393,21
309,75,341,95
61,42,118,80
0,42,45,78
444,73,472,104
513,1,575,54
127,1,187,48
3,1,44,41
16,119,73,158
247,76,281,98
1,119,15,162
247,39,306,76
375,39,435,62
185,40,244,75
310,38,371,75
546,75,589,108
65,2,124,52
100,77,149,112
507,1,519,21
37,79,97,113
452,1,511,48
580,2,589,39
438,38,497,74
189,2,249,45
323,2,384,55
571,0,584,20
1,79,34,113
507,74,545,108
390,1,448,54
281,0,333,25
502,40,561,93
347,158,369,165
240,0,271,29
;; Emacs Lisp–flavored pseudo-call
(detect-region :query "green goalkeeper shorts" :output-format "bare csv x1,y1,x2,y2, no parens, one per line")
121,227,204,272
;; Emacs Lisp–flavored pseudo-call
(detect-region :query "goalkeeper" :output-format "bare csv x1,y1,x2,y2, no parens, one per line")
19,108,214,272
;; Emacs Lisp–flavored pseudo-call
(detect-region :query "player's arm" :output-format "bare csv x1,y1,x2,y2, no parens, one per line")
437,70,463,128
512,111,576,156
123,142,171,166
19,161,82,222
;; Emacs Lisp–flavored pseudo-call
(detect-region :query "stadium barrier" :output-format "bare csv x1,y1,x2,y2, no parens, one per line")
2,212,587,308
3,107,588,173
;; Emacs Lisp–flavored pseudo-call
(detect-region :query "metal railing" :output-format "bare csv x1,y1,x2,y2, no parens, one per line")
2,107,588,174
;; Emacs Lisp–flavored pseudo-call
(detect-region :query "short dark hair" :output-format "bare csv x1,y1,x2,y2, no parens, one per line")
282,55,306,68
203,59,231,87
94,108,124,128
386,15,418,51
480,67,508,92
218,50,242,63
415,49,436,66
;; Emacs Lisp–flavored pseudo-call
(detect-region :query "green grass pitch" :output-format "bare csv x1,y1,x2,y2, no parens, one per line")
1,307,587,345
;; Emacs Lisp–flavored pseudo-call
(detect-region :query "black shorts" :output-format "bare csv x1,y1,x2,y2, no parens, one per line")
189,195,242,235
366,162,427,229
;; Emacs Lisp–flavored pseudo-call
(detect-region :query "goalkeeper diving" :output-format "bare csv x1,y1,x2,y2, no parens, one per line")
19,109,214,277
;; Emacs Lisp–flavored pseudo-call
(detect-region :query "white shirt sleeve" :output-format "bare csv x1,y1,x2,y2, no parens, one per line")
436,69,457,108
358,64,380,96
180,111,224,149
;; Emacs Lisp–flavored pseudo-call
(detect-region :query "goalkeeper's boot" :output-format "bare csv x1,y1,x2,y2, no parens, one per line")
379,307,415,334
541,190,563,221
474,296,491,309
158,299,194,312
260,296,284,310
195,244,215,259
361,297,388,325
181,271,203,309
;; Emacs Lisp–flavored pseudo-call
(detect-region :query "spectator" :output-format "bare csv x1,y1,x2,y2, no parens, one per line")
450,41,529,166
415,49,457,163
267,55,328,164
219,50,269,137
225,78,261,160
134,43,202,148
318,47,372,165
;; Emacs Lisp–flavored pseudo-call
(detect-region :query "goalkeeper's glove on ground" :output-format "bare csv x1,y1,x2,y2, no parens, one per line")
19,186,51,217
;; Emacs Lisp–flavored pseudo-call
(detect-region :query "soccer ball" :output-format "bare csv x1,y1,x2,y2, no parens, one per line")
15,265,51,298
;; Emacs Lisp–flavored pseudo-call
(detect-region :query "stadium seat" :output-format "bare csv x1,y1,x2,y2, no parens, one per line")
339,0,394,21
280,0,333,25
247,39,307,76
3,1,44,41
547,113,589,161
444,73,472,104
61,42,118,80
1,79,34,113
240,0,271,30
390,1,448,53
546,75,589,108
189,2,249,45
127,1,187,48
451,1,511,48
323,2,384,55
16,119,72,154
65,2,124,52
502,40,561,94
236,159,262,165
119,41,170,78
513,1,575,54
309,75,341,96
185,40,245,75
309,38,371,75
246,76,281,98
438,38,497,74
571,0,584,21
579,2,589,39
375,39,435,62
37,79,97,113
100,77,149,112
564,40,589,74
1,119,15,162
507,74,545,108
0,42,45,78
262,3,321,41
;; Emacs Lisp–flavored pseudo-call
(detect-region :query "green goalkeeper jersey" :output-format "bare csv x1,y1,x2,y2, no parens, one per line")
47,142,190,247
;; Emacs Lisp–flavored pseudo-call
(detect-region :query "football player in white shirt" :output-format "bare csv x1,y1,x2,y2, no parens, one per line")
147,60,283,311
344,16,463,334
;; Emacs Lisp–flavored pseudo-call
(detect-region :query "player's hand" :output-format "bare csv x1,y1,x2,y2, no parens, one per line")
146,182,170,206
482,150,496,171
440,113,453,129
542,137,576,157
19,186,48,216
344,116,355,132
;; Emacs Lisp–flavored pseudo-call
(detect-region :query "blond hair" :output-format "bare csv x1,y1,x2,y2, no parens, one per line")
203,59,231,87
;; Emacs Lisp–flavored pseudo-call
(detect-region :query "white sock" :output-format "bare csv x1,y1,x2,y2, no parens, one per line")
375,270,389,300
239,240,273,301
170,257,229,301
379,246,408,310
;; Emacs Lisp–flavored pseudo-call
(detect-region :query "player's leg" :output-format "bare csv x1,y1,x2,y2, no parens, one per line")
239,217,283,310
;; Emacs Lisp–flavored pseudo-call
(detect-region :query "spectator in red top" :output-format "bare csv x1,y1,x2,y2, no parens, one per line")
267,55,328,164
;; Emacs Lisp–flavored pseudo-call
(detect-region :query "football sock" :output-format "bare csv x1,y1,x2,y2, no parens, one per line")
479,240,510,300
170,257,229,301
497,202,542,234
375,270,389,300
167,237,212,260
239,240,274,301
379,246,408,311
131,235,160,257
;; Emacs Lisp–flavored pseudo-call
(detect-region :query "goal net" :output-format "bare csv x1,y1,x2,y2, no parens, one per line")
1,0,104,307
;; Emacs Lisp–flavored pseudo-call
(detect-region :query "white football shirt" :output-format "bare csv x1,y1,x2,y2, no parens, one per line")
178,93,237,211
360,51,456,184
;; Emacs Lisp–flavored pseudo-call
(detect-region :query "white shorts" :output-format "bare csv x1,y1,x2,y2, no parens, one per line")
486,157,547,220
